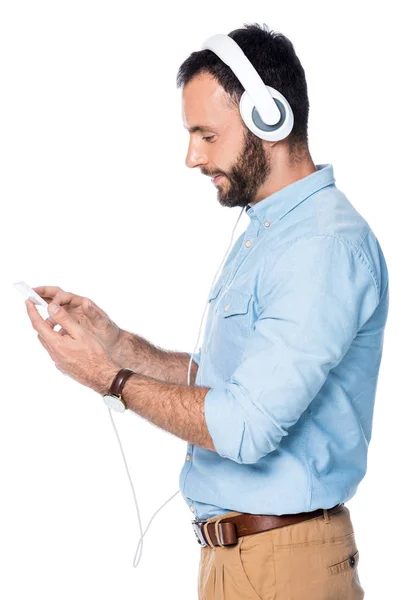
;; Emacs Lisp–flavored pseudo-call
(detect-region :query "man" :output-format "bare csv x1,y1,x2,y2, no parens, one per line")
26,22,388,599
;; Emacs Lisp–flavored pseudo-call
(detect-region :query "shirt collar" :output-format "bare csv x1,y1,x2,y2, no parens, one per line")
245,163,335,226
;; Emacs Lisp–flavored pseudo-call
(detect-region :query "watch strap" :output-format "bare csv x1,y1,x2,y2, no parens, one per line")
109,368,137,397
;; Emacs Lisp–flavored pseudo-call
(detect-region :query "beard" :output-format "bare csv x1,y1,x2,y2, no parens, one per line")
213,129,271,208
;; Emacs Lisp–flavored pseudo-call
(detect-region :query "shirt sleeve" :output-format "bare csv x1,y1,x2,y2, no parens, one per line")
204,234,379,464
187,348,201,366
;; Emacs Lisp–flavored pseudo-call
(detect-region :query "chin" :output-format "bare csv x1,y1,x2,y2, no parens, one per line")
217,195,239,209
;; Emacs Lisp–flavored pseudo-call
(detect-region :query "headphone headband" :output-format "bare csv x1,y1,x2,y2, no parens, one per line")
201,34,281,126
200,33,294,142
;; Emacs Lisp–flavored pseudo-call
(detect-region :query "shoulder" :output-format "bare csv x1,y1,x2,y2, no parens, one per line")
285,186,387,301
266,233,380,307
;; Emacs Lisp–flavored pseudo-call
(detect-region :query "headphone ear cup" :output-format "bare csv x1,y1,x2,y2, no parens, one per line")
239,85,294,142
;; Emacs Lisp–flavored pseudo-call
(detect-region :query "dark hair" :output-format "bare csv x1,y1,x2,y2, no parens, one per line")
176,23,309,152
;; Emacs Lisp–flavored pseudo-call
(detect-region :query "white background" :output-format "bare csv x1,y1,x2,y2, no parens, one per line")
1,1,398,598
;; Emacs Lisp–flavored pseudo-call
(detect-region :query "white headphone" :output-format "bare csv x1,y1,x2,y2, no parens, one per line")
200,33,294,142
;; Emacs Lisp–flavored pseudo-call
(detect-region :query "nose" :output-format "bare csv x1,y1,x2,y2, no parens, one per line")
185,140,208,169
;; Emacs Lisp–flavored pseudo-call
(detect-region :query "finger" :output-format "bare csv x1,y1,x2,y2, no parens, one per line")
34,287,88,312
33,287,78,308
44,316,58,330
42,290,73,306
45,301,83,339
32,286,61,300
37,333,57,361
38,334,65,372
25,300,59,344
42,321,67,336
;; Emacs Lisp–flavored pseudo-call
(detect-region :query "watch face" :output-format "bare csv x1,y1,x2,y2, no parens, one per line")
103,394,126,413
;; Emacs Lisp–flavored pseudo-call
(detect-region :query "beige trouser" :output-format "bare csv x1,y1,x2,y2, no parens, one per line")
197,504,364,599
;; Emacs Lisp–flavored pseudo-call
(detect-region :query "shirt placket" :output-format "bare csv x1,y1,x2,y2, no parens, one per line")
197,218,262,378
183,217,262,516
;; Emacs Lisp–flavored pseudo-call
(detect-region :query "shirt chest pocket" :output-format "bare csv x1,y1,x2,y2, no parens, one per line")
207,286,253,380
220,289,252,325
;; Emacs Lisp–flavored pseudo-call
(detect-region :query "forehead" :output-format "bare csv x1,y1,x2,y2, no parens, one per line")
181,73,236,131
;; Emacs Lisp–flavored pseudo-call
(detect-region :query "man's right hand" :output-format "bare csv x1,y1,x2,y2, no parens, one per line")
33,286,123,356
34,286,198,386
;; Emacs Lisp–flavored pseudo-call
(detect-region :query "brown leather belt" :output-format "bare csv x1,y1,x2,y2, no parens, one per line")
192,503,344,548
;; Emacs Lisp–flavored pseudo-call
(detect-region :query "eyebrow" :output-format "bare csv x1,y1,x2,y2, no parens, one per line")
185,125,219,134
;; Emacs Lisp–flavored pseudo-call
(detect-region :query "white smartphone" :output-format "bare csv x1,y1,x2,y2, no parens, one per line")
13,281,62,331
13,281,49,307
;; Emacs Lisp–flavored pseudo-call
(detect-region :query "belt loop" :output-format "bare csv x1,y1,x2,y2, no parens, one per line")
214,516,226,547
323,508,330,524
203,521,216,549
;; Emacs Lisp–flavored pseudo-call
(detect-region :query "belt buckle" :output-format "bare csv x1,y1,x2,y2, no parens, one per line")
192,519,208,547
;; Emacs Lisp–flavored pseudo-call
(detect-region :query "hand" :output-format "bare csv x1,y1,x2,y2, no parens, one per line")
33,286,123,355
25,299,121,395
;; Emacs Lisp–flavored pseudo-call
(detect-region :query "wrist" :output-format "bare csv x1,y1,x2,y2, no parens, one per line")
102,366,138,412
98,361,122,396
109,329,133,363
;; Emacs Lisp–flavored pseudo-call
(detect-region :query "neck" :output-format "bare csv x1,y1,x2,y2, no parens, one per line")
252,146,317,205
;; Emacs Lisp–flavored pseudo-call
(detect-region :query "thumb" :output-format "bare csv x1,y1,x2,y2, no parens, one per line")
48,303,81,338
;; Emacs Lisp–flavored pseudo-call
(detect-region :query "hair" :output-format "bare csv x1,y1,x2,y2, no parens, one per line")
176,23,310,154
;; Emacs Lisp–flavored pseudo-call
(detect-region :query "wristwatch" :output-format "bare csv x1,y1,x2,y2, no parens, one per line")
102,368,137,412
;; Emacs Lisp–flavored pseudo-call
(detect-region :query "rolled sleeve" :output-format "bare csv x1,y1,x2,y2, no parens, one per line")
187,348,201,366
204,235,379,464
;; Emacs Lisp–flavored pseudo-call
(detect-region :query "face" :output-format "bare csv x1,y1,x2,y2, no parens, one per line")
182,73,271,208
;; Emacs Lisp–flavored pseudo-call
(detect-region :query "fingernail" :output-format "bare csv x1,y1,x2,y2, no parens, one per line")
49,303,60,313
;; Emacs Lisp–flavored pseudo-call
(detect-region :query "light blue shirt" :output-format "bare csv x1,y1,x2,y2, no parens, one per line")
180,163,389,520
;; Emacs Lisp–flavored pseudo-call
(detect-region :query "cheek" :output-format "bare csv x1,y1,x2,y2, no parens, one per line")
216,138,240,174
211,156,229,177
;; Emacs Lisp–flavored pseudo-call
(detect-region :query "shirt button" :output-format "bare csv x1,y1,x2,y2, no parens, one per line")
186,453,191,462
245,239,252,248
224,303,230,312
190,505,195,513
264,220,271,227
204,346,208,353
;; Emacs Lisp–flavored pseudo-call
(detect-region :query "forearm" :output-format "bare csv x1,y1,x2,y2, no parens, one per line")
119,370,216,452
110,329,199,385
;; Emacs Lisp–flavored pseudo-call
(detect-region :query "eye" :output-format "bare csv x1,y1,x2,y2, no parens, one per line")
202,136,216,143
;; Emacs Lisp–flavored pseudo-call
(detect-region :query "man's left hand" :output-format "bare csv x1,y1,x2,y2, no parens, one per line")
25,299,121,395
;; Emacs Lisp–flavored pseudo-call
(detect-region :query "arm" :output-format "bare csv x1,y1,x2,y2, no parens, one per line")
110,330,200,386
113,370,216,452
108,235,374,456
27,302,212,448
203,235,379,464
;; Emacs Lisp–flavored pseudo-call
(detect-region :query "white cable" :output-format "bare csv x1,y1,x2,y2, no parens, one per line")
106,204,246,568
107,407,181,568
187,205,246,387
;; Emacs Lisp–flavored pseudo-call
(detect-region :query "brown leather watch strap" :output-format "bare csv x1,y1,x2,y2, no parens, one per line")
108,368,137,397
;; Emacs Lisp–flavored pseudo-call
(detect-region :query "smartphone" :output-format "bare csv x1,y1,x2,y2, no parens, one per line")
13,281,62,331
13,281,49,307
